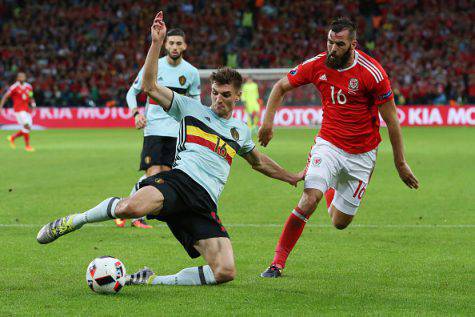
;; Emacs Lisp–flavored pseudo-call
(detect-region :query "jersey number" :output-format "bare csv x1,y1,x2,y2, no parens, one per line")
330,86,347,104
353,180,367,200
214,137,228,158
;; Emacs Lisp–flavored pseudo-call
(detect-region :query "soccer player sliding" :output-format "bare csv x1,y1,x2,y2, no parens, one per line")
259,17,420,278
37,11,303,286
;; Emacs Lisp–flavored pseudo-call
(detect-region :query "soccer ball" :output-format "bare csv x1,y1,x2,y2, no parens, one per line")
86,256,126,294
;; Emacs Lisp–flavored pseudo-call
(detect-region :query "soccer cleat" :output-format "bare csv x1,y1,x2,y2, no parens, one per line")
125,267,156,285
260,265,283,278
7,136,16,149
36,214,81,244
25,145,35,152
132,219,153,229
114,218,127,228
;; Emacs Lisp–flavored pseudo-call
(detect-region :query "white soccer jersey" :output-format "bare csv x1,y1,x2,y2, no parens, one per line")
129,57,201,137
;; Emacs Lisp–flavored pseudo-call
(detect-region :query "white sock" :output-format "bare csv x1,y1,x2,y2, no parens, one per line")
72,197,120,227
131,175,147,222
150,265,216,286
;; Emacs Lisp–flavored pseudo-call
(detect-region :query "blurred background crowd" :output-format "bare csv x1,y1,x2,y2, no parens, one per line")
0,0,473,107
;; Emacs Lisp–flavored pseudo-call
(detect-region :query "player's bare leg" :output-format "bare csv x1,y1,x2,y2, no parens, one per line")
22,123,34,152
37,186,164,244
262,188,356,277
261,189,323,277
116,164,170,228
195,237,236,284
328,204,353,229
131,237,235,286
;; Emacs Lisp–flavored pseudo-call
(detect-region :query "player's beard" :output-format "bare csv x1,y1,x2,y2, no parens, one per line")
325,47,352,70
167,50,182,61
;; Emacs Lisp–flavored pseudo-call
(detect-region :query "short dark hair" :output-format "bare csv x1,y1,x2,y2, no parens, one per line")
210,67,243,90
329,17,357,40
166,28,186,41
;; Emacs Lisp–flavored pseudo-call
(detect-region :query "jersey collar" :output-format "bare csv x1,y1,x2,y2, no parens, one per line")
337,50,359,72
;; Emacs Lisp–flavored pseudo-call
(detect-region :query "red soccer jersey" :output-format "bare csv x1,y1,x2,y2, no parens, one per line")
287,50,394,154
6,81,33,112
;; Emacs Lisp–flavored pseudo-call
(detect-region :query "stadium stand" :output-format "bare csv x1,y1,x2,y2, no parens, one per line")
0,0,473,106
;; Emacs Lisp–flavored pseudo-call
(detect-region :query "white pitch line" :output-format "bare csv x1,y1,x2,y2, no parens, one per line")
0,223,474,229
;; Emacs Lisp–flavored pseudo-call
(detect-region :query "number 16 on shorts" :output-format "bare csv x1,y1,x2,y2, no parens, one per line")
352,180,367,201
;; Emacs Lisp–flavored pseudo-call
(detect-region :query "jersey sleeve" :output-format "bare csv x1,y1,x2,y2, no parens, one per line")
238,126,255,156
168,92,204,121
131,67,144,93
287,58,318,88
188,68,201,101
369,67,394,106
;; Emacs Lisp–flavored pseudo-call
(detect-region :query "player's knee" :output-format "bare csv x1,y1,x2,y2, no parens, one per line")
146,165,170,176
333,220,349,230
332,216,351,230
213,264,236,283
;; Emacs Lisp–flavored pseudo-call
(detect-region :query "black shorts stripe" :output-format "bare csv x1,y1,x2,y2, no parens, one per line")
198,266,206,285
106,197,120,219
167,87,188,95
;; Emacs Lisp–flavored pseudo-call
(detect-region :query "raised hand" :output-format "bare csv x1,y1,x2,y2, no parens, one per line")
151,11,167,44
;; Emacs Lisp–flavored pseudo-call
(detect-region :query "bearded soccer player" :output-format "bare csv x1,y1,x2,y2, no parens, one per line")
0,72,36,151
115,28,201,229
37,12,303,286
258,17,420,278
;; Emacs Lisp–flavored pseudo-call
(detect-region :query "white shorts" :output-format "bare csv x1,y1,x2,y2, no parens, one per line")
304,137,377,216
15,111,32,131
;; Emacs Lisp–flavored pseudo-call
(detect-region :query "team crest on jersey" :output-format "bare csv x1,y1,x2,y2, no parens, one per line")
155,178,165,184
179,75,187,86
230,128,240,141
348,78,359,93
348,78,359,90
312,157,322,167
145,156,151,165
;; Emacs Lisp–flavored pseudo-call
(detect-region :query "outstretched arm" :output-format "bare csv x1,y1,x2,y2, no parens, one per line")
379,99,419,189
258,76,295,146
242,148,304,186
141,11,174,110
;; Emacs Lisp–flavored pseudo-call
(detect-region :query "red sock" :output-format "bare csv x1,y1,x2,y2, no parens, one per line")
325,188,335,209
23,132,30,146
272,206,309,269
12,131,23,140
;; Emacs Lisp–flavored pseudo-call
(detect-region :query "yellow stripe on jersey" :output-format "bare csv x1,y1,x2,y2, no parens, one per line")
186,126,237,159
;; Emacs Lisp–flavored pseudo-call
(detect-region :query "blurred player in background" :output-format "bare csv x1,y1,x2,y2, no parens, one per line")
115,28,201,229
258,17,419,277
0,72,36,152
37,12,303,286
241,76,260,133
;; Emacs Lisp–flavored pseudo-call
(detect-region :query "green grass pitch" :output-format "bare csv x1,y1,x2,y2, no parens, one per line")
0,127,473,316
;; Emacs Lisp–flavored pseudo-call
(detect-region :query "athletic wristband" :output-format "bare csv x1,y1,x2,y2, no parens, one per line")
134,111,139,117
